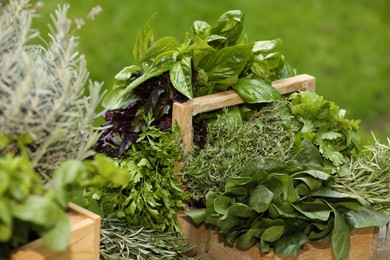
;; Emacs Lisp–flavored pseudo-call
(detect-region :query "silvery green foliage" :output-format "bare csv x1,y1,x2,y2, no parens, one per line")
0,0,104,176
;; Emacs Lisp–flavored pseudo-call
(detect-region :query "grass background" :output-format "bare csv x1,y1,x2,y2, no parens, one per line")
31,0,390,142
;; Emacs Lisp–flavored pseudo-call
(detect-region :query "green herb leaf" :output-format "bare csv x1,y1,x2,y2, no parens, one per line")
170,56,193,99
252,38,282,54
328,204,350,260
197,43,254,83
274,232,309,256
133,13,156,62
210,10,244,47
343,208,389,229
232,77,281,104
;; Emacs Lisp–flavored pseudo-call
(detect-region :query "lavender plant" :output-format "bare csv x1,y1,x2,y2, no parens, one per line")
0,0,104,177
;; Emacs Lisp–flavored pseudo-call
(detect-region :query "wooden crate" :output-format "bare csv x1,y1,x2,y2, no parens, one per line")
172,74,316,153
11,203,101,260
178,214,378,260
172,74,379,259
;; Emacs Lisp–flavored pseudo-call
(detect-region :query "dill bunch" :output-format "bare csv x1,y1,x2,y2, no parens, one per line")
333,136,390,216
182,101,298,205
0,0,104,177
100,219,199,260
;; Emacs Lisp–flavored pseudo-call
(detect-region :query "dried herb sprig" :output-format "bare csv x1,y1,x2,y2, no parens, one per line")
100,219,199,260
182,101,298,204
333,136,390,216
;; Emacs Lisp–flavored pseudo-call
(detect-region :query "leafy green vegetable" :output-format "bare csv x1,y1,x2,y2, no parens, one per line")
0,132,131,258
98,10,296,157
185,149,388,259
86,117,186,232
288,91,361,174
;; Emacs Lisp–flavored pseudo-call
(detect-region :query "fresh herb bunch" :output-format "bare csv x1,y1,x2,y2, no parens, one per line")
333,136,390,217
288,91,361,174
183,101,298,205
0,0,104,176
97,10,294,157
86,115,185,232
100,218,199,260
185,140,389,260
0,133,130,258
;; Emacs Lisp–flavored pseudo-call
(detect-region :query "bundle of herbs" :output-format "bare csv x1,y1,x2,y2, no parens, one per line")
182,91,362,206
185,140,389,260
100,219,199,260
85,114,186,232
92,9,297,253
97,9,294,158
183,101,298,205
333,136,390,217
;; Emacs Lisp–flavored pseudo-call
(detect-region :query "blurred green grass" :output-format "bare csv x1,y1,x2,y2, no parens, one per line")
31,0,390,142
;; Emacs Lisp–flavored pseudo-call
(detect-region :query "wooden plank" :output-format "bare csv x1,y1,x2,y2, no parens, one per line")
172,74,316,153
11,203,101,260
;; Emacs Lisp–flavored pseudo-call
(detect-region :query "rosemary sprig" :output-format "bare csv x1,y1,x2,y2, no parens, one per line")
333,136,390,216
100,219,199,260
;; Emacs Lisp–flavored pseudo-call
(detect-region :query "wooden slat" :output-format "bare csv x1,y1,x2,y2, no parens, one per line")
173,74,316,153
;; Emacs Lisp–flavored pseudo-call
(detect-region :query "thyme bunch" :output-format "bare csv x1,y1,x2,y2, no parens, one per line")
333,136,390,216
100,219,199,260
183,101,298,204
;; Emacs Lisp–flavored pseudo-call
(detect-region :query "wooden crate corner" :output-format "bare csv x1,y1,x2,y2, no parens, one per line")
11,203,101,260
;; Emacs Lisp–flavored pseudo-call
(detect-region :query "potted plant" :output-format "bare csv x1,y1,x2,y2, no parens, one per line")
0,1,130,259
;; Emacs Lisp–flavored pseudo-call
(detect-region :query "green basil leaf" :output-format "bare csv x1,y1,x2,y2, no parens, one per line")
192,20,211,38
198,43,254,82
103,52,177,109
252,38,282,54
232,77,281,104
102,87,137,110
192,37,215,70
140,36,181,63
274,56,296,79
210,10,244,47
170,57,193,99
133,13,156,62
343,208,389,229
114,65,142,81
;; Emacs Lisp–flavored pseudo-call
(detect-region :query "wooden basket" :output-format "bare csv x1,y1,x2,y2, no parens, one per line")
172,74,379,259
11,203,101,260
